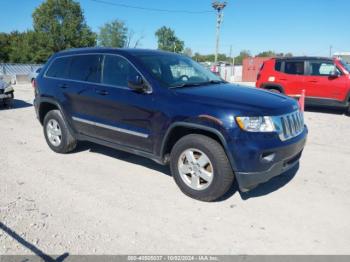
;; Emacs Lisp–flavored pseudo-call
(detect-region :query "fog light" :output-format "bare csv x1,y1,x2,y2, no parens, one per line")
261,152,276,163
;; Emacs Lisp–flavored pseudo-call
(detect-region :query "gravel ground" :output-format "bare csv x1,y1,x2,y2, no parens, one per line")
1,84,350,255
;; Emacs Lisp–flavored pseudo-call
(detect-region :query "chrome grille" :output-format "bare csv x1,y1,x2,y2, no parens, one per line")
275,111,304,141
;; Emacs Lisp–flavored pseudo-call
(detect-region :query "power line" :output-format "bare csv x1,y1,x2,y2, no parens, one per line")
89,0,214,14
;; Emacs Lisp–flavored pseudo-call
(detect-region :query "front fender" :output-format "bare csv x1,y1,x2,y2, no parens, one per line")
160,121,238,172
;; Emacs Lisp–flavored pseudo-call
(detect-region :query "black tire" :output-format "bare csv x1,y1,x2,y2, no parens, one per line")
170,134,234,202
268,88,282,94
3,93,14,108
43,110,77,154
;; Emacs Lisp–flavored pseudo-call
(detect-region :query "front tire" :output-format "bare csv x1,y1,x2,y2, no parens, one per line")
2,93,14,108
43,110,77,154
268,88,282,94
170,134,234,202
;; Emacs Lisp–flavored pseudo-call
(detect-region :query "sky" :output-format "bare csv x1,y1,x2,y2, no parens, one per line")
0,0,348,57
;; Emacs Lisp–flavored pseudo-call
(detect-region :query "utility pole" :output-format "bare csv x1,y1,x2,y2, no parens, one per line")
329,45,333,58
212,1,227,63
229,44,235,64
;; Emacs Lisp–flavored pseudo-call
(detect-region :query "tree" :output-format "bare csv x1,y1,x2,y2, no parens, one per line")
125,30,144,48
98,20,128,48
98,20,144,48
8,31,35,63
183,47,193,57
256,50,276,57
0,33,11,62
155,26,184,53
32,0,96,60
284,52,293,57
193,53,231,63
234,50,251,65
256,51,293,58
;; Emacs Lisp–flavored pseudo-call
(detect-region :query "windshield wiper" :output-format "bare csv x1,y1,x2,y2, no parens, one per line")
170,82,203,88
207,80,226,84
171,80,226,89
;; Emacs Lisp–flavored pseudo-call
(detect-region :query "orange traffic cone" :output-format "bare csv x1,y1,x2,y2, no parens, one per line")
299,89,305,112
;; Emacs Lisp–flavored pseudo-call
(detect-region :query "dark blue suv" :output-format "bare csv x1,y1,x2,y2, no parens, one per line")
34,48,307,201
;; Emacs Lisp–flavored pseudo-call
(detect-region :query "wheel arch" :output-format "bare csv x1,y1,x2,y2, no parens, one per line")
160,122,237,171
38,101,60,124
38,98,78,139
37,98,75,129
260,83,285,94
346,90,350,103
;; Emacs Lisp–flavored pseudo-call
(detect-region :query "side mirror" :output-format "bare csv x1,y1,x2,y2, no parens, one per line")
128,75,148,93
329,69,340,78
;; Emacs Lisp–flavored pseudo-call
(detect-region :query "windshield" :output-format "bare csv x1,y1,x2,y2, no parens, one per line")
137,53,223,88
340,60,350,73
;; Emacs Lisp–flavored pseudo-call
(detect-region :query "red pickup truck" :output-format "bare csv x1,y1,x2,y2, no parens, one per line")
256,57,350,114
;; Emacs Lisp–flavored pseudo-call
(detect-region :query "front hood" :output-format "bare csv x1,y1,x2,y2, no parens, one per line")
174,83,299,115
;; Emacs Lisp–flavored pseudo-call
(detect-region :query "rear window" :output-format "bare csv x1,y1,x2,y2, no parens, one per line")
46,55,102,83
69,55,102,83
46,57,71,79
275,60,282,72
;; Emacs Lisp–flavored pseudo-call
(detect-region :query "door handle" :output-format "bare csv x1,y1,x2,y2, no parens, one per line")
58,83,69,89
308,80,318,83
95,89,109,96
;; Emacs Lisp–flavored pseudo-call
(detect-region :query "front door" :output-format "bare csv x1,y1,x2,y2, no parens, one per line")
305,60,347,102
71,54,157,153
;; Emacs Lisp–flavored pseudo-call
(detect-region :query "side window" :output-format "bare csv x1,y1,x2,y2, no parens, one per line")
102,55,139,87
69,55,102,83
284,61,304,75
46,57,72,79
309,61,337,76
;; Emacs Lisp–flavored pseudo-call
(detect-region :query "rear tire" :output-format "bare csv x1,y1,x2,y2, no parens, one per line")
43,110,77,154
170,134,234,202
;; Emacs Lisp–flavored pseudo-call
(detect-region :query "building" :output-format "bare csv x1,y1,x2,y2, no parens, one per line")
334,52,350,63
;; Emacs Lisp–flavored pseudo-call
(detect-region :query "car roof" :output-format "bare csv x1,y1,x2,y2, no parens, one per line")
56,47,178,57
274,56,334,62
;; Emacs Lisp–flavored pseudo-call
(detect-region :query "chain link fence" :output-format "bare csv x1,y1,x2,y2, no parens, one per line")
0,63,43,83
0,63,43,76
0,63,243,84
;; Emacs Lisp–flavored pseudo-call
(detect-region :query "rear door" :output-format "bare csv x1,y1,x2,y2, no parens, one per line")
305,60,347,101
58,54,104,137
279,60,305,96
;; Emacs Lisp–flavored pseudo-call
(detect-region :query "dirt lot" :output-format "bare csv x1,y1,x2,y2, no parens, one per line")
1,84,350,255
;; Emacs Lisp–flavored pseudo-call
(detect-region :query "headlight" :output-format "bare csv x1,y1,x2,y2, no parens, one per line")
236,116,275,132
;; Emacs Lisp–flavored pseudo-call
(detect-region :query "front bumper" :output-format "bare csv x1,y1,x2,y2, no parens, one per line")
0,86,14,100
0,92,14,100
234,128,307,192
